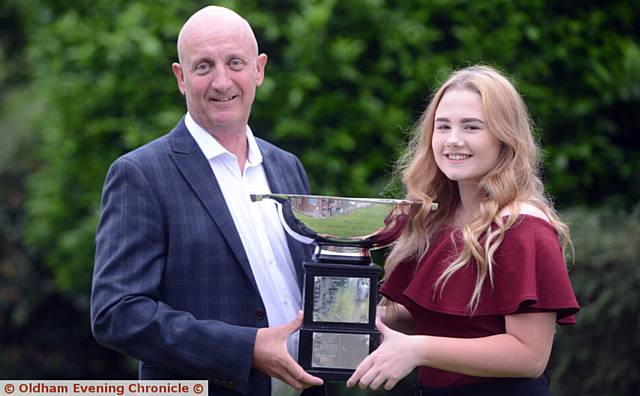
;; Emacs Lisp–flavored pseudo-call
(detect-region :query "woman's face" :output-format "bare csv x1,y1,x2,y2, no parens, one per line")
431,88,502,188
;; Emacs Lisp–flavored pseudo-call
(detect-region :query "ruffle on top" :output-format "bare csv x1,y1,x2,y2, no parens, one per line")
381,215,580,324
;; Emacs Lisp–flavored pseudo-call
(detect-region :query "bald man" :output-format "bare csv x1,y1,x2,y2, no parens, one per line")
91,6,324,396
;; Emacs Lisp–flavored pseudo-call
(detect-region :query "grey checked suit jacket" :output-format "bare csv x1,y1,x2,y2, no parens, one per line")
91,119,320,396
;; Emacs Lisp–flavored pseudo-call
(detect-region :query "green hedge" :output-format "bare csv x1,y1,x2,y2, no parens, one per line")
1,0,638,393
549,205,640,396
18,0,640,299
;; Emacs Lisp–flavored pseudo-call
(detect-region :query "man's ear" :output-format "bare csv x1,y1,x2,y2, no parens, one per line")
172,62,186,95
255,53,268,86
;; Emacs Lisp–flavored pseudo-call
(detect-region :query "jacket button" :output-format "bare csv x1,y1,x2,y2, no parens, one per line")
255,309,265,320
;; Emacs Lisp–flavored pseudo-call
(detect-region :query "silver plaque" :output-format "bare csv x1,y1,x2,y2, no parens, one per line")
311,332,370,369
312,276,370,323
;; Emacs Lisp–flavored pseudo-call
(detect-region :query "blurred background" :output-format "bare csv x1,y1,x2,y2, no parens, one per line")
1,0,638,395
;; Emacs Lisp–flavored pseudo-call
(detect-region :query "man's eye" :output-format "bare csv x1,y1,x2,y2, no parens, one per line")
229,59,245,71
195,63,211,74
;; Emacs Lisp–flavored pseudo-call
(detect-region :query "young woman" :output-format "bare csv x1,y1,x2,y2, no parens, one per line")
347,65,579,395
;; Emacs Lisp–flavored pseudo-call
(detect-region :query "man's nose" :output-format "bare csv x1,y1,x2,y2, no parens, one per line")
210,67,232,91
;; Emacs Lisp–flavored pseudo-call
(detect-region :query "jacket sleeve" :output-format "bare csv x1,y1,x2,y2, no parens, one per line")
90,157,256,393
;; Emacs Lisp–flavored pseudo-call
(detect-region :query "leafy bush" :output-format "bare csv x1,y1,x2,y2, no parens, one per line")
549,205,640,396
21,0,640,300
1,0,638,392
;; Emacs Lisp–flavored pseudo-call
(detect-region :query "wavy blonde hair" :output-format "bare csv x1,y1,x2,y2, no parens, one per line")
385,65,571,312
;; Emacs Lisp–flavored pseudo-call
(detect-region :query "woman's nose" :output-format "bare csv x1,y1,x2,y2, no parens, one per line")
445,131,463,147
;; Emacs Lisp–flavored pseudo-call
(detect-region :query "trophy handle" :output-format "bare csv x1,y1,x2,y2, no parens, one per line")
250,194,316,245
250,193,289,204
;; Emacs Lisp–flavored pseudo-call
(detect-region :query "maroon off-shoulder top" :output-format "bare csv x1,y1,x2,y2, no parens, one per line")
379,215,580,387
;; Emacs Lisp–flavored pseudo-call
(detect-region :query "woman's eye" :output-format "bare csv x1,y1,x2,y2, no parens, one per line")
436,124,450,130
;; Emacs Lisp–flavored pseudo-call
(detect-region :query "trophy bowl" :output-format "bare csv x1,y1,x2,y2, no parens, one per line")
251,194,437,263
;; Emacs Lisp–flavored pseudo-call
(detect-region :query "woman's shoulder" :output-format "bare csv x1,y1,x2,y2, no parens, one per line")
497,202,560,240
518,202,550,221
499,202,551,223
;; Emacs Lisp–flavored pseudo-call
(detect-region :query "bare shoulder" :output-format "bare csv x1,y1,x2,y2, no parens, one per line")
519,202,550,222
500,202,550,222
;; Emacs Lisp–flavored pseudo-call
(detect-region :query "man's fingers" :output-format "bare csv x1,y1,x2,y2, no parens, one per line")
281,311,304,336
254,315,323,390
287,358,324,387
296,372,324,387
276,370,305,390
276,357,323,389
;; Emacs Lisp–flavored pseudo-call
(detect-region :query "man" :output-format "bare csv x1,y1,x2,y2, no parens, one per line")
90,6,324,396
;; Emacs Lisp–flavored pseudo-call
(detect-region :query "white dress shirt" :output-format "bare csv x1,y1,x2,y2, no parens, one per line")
185,114,302,396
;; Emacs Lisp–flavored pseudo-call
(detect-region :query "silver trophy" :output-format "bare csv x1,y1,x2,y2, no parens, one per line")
251,194,436,380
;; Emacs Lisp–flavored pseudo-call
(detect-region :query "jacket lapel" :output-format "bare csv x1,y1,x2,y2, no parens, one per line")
167,121,259,292
259,140,310,286
259,143,287,194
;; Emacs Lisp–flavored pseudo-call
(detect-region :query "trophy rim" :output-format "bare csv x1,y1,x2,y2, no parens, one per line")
253,193,424,207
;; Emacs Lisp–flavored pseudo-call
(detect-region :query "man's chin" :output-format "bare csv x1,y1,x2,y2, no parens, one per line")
202,117,248,136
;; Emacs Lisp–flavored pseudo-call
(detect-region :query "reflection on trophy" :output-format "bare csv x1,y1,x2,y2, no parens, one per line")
250,194,437,380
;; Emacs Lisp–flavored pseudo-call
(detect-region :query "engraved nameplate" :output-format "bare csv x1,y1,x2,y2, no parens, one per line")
312,276,370,323
311,332,371,369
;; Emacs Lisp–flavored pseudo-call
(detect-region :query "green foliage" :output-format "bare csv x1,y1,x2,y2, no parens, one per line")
23,0,190,300
20,0,640,300
0,0,43,334
1,0,638,391
245,0,640,206
0,1,137,378
0,89,43,328
549,205,640,396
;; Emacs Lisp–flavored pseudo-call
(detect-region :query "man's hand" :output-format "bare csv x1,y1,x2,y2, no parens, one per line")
253,311,324,390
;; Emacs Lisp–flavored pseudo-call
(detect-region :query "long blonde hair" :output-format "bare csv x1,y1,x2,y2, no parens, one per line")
385,65,571,312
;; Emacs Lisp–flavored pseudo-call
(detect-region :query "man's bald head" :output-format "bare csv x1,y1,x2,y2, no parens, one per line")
176,6,259,64
171,5,268,139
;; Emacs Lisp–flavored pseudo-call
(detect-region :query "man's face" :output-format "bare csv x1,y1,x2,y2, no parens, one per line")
172,26,267,136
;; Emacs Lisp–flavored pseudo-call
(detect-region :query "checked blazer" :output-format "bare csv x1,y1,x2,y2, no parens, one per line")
90,118,318,396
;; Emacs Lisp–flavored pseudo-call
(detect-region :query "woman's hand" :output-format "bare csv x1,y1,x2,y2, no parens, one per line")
346,316,423,391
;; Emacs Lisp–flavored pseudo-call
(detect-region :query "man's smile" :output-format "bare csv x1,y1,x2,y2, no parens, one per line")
209,95,239,102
